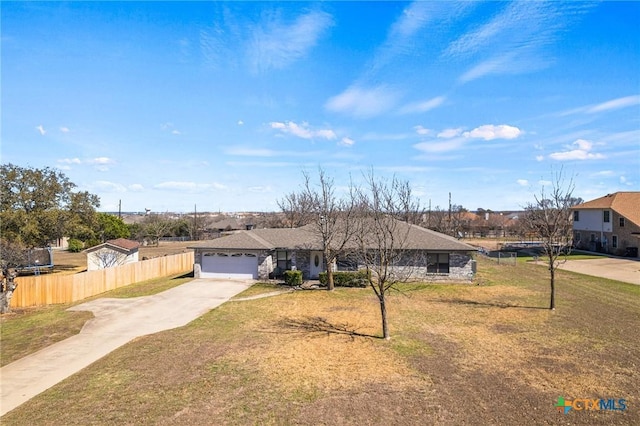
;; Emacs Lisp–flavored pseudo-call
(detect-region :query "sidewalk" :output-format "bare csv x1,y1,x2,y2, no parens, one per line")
0,279,252,417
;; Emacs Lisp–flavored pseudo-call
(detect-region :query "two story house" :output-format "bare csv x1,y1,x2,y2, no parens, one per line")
571,192,640,257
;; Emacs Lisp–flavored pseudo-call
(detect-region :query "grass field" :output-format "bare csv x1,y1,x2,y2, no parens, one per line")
1,257,638,425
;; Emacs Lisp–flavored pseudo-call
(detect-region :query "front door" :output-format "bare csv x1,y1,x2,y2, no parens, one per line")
309,251,323,279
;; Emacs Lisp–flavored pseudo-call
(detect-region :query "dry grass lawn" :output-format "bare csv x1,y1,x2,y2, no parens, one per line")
2,257,639,425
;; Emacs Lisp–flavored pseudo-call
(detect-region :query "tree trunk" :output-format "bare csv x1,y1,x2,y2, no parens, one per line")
549,264,556,310
379,295,390,340
326,250,334,291
0,272,18,314
326,269,335,291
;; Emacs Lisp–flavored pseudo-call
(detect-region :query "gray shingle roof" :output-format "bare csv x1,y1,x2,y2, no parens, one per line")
189,219,475,252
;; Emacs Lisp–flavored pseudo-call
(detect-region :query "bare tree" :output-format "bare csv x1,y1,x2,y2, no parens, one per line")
522,171,576,310
141,214,173,246
90,249,128,269
353,173,422,339
277,191,314,228
300,169,357,291
425,205,448,233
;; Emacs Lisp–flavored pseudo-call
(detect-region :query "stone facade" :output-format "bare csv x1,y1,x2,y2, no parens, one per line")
257,252,273,280
359,251,475,282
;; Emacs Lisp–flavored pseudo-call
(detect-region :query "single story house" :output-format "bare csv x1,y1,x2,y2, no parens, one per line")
188,221,477,282
571,192,640,257
85,238,140,270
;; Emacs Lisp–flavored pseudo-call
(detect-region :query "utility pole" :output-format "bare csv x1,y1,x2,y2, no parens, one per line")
194,204,198,241
118,199,122,219
448,192,452,236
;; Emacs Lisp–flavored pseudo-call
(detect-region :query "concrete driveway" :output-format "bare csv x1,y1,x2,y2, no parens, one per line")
555,257,640,285
0,278,252,417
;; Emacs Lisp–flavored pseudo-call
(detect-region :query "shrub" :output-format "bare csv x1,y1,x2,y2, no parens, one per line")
67,239,84,253
318,270,369,288
84,238,101,249
283,270,303,286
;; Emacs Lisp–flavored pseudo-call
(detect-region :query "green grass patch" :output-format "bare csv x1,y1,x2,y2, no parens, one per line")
1,272,194,366
231,282,285,299
98,272,194,299
0,306,93,367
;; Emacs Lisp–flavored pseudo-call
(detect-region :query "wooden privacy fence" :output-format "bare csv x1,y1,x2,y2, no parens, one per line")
10,252,194,308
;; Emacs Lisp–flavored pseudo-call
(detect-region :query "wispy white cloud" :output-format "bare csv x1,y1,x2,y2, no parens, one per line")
447,2,593,83
129,184,145,192
371,2,473,71
59,126,70,133
376,165,435,173
88,157,114,165
58,158,82,165
414,125,431,136
227,148,277,157
154,181,227,192
437,128,463,138
587,95,640,113
237,120,244,126
339,137,355,147
549,139,605,161
591,170,614,177
415,124,523,153
36,125,46,135
226,161,299,168
161,122,181,135
248,185,273,193
325,85,401,118
249,9,333,72
226,146,321,158
620,176,633,186
93,181,127,193
361,132,412,141
560,95,640,116
463,124,522,140
269,121,337,140
399,96,446,114
414,137,467,153
87,157,115,172
516,179,529,186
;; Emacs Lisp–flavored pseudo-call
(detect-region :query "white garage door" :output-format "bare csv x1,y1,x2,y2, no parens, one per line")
201,253,259,279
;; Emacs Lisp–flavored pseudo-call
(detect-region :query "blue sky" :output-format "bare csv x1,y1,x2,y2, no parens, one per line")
2,1,639,213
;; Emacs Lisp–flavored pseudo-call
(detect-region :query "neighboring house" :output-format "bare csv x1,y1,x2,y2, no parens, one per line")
571,192,640,257
85,238,140,270
188,221,477,282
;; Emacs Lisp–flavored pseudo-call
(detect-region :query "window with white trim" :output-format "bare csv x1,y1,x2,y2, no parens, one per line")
603,210,610,223
619,217,625,227
573,211,579,221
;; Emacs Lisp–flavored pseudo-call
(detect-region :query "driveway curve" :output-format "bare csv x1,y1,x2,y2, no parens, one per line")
555,257,640,285
0,278,252,417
